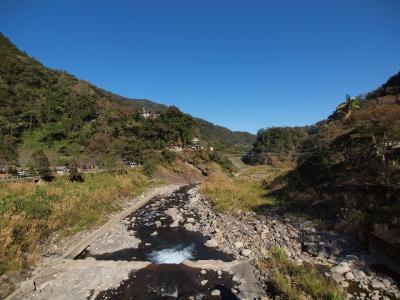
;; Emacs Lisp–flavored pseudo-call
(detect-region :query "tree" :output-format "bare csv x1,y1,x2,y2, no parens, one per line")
68,162,84,182
31,150,52,180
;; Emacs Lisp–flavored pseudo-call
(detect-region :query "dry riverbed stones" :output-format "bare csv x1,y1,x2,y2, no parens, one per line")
180,186,400,299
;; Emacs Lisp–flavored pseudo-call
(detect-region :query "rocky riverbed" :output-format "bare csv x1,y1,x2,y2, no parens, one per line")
183,187,400,299
10,185,264,300
7,184,400,300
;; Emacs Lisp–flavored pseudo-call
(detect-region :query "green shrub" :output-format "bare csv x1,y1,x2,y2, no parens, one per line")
68,162,84,182
161,149,177,164
143,158,158,177
31,150,52,180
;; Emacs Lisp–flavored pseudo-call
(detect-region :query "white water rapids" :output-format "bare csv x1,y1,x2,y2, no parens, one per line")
147,244,195,264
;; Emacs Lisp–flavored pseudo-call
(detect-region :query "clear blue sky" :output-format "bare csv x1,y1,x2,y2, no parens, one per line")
1,0,400,133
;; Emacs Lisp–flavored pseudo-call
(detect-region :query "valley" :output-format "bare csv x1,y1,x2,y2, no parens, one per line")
0,29,400,300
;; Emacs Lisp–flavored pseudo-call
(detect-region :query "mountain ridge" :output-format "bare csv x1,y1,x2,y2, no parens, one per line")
0,33,255,165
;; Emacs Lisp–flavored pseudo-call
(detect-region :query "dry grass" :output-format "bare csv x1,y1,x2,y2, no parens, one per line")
199,171,275,212
259,247,345,300
241,164,289,181
0,170,152,276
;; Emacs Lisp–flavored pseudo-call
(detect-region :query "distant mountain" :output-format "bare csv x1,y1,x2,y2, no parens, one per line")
0,33,254,165
194,118,255,153
243,126,309,166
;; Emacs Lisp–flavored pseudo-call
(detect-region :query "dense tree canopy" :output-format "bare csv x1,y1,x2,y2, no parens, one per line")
244,127,309,165
0,33,253,167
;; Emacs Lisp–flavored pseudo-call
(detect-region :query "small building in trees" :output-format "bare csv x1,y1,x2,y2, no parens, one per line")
55,166,69,175
168,146,183,152
386,143,400,164
140,108,158,119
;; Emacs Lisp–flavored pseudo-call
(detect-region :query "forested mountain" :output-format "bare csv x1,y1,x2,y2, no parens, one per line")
0,33,254,166
194,118,255,153
265,72,400,241
243,127,309,165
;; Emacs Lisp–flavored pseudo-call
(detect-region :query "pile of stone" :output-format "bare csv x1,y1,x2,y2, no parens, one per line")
180,186,400,299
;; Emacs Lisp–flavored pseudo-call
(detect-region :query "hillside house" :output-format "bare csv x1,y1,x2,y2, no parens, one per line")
55,166,69,175
168,146,183,152
17,170,28,178
140,108,158,119
387,144,400,164
123,160,140,168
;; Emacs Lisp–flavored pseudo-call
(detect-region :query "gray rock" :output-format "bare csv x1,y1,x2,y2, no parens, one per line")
184,223,195,231
317,247,329,258
241,249,252,257
20,279,35,292
357,270,367,279
382,278,391,287
341,281,349,288
211,289,221,296
371,279,385,289
331,262,350,274
234,241,244,248
204,239,219,248
170,220,179,227
345,272,355,281
201,280,208,286
331,272,344,283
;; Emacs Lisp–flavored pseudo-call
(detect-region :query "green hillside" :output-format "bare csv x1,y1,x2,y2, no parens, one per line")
244,126,309,166
264,72,400,241
0,33,254,167
195,118,255,153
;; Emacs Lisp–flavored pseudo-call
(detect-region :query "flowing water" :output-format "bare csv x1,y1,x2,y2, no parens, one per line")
95,264,239,300
79,185,239,300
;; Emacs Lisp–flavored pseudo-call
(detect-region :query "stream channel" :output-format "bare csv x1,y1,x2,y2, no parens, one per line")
78,185,241,300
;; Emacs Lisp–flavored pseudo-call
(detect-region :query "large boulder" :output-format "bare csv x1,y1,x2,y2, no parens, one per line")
331,262,350,274
204,239,218,248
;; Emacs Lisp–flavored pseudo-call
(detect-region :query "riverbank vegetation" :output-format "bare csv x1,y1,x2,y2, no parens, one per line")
0,169,152,276
258,247,344,300
199,170,276,212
